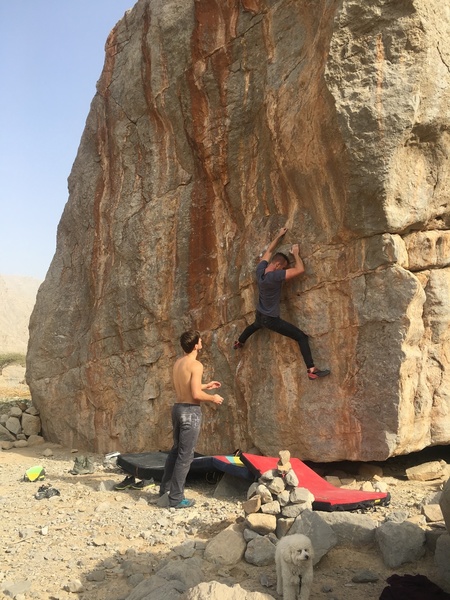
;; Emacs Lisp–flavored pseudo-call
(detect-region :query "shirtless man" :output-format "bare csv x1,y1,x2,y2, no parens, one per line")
159,330,224,508
234,227,330,380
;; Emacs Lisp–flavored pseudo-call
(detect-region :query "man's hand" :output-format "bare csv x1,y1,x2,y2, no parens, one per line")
212,394,224,405
204,381,221,390
261,226,289,262
285,243,305,280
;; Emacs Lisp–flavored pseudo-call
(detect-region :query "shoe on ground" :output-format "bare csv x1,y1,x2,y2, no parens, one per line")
83,457,95,474
113,475,136,490
35,484,51,500
307,368,331,380
69,456,86,475
172,498,196,509
156,492,170,508
35,485,60,500
69,455,95,475
131,479,155,490
233,340,244,350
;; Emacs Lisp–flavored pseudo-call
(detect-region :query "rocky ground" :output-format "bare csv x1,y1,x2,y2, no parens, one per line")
1,389,450,600
0,365,30,400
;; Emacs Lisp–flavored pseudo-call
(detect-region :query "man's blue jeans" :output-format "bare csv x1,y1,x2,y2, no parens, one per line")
238,310,314,369
160,403,202,506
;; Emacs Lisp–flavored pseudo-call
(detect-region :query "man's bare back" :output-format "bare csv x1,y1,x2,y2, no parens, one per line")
173,337,223,406
173,355,202,404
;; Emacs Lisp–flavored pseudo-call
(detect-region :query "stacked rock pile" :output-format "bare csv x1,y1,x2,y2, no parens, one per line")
0,401,43,449
242,450,315,539
231,450,450,591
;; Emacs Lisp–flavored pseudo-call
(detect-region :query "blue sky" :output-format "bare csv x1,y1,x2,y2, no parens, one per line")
0,1,133,280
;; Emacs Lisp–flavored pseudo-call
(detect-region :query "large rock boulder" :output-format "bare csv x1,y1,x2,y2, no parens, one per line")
181,581,274,600
27,0,450,460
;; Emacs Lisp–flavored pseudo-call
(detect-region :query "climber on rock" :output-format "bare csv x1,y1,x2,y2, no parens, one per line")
234,226,330,380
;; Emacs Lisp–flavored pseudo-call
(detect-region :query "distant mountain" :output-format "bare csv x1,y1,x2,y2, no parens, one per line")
0,275,42,354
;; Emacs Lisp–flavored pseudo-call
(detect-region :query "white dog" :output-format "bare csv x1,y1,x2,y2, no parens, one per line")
275,533,314,600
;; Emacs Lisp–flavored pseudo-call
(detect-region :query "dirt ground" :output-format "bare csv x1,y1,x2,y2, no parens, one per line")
0,365,29,399
1,390,449,599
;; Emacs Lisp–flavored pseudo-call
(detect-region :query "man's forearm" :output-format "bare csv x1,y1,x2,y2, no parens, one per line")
262,227,287,260
285,244,305,279
294,253,305,271
193,388,220,401
267,235,282,255
201,381,221,390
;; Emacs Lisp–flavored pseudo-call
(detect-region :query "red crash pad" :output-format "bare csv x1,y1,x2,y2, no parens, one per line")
240,452,390,512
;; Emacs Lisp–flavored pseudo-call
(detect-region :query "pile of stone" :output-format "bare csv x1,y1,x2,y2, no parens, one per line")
0,401,43,449
97,465,450,600
226,450,450,592
242,450,315,539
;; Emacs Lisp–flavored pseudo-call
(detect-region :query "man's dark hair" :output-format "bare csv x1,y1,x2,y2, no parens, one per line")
271,252,290,266
180,330,201,353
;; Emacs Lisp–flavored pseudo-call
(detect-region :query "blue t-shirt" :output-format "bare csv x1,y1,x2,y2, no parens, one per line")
256,260,286,317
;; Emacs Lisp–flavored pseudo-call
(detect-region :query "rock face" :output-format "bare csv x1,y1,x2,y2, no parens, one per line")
27,0,450,460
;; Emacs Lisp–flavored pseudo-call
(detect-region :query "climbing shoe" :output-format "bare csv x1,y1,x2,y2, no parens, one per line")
113,475,136,490
131,479,155,490
233,340,244,350
70,455,95,475
307,368,331,380
83,456,95,474
172,498,196,509
35,484,51,499
35,485,60,500
69,456,86,475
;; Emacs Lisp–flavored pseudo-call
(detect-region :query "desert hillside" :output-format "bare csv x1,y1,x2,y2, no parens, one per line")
0,275,42,354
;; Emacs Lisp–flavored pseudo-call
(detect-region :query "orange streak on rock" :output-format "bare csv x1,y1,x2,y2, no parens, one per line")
241,0,264,14
90,22,119,309
141,5,169,176
186,0,240,328
97,20,119,96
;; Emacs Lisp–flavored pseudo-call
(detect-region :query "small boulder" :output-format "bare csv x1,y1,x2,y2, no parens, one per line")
406,461,446,482
376,521,425,568
245,513,277,535
204,523,246,566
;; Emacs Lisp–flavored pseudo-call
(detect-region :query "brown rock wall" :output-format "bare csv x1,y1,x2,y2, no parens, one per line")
27,0,450,460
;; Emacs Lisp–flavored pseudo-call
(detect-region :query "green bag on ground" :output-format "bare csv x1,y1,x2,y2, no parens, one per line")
24,465,45,482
